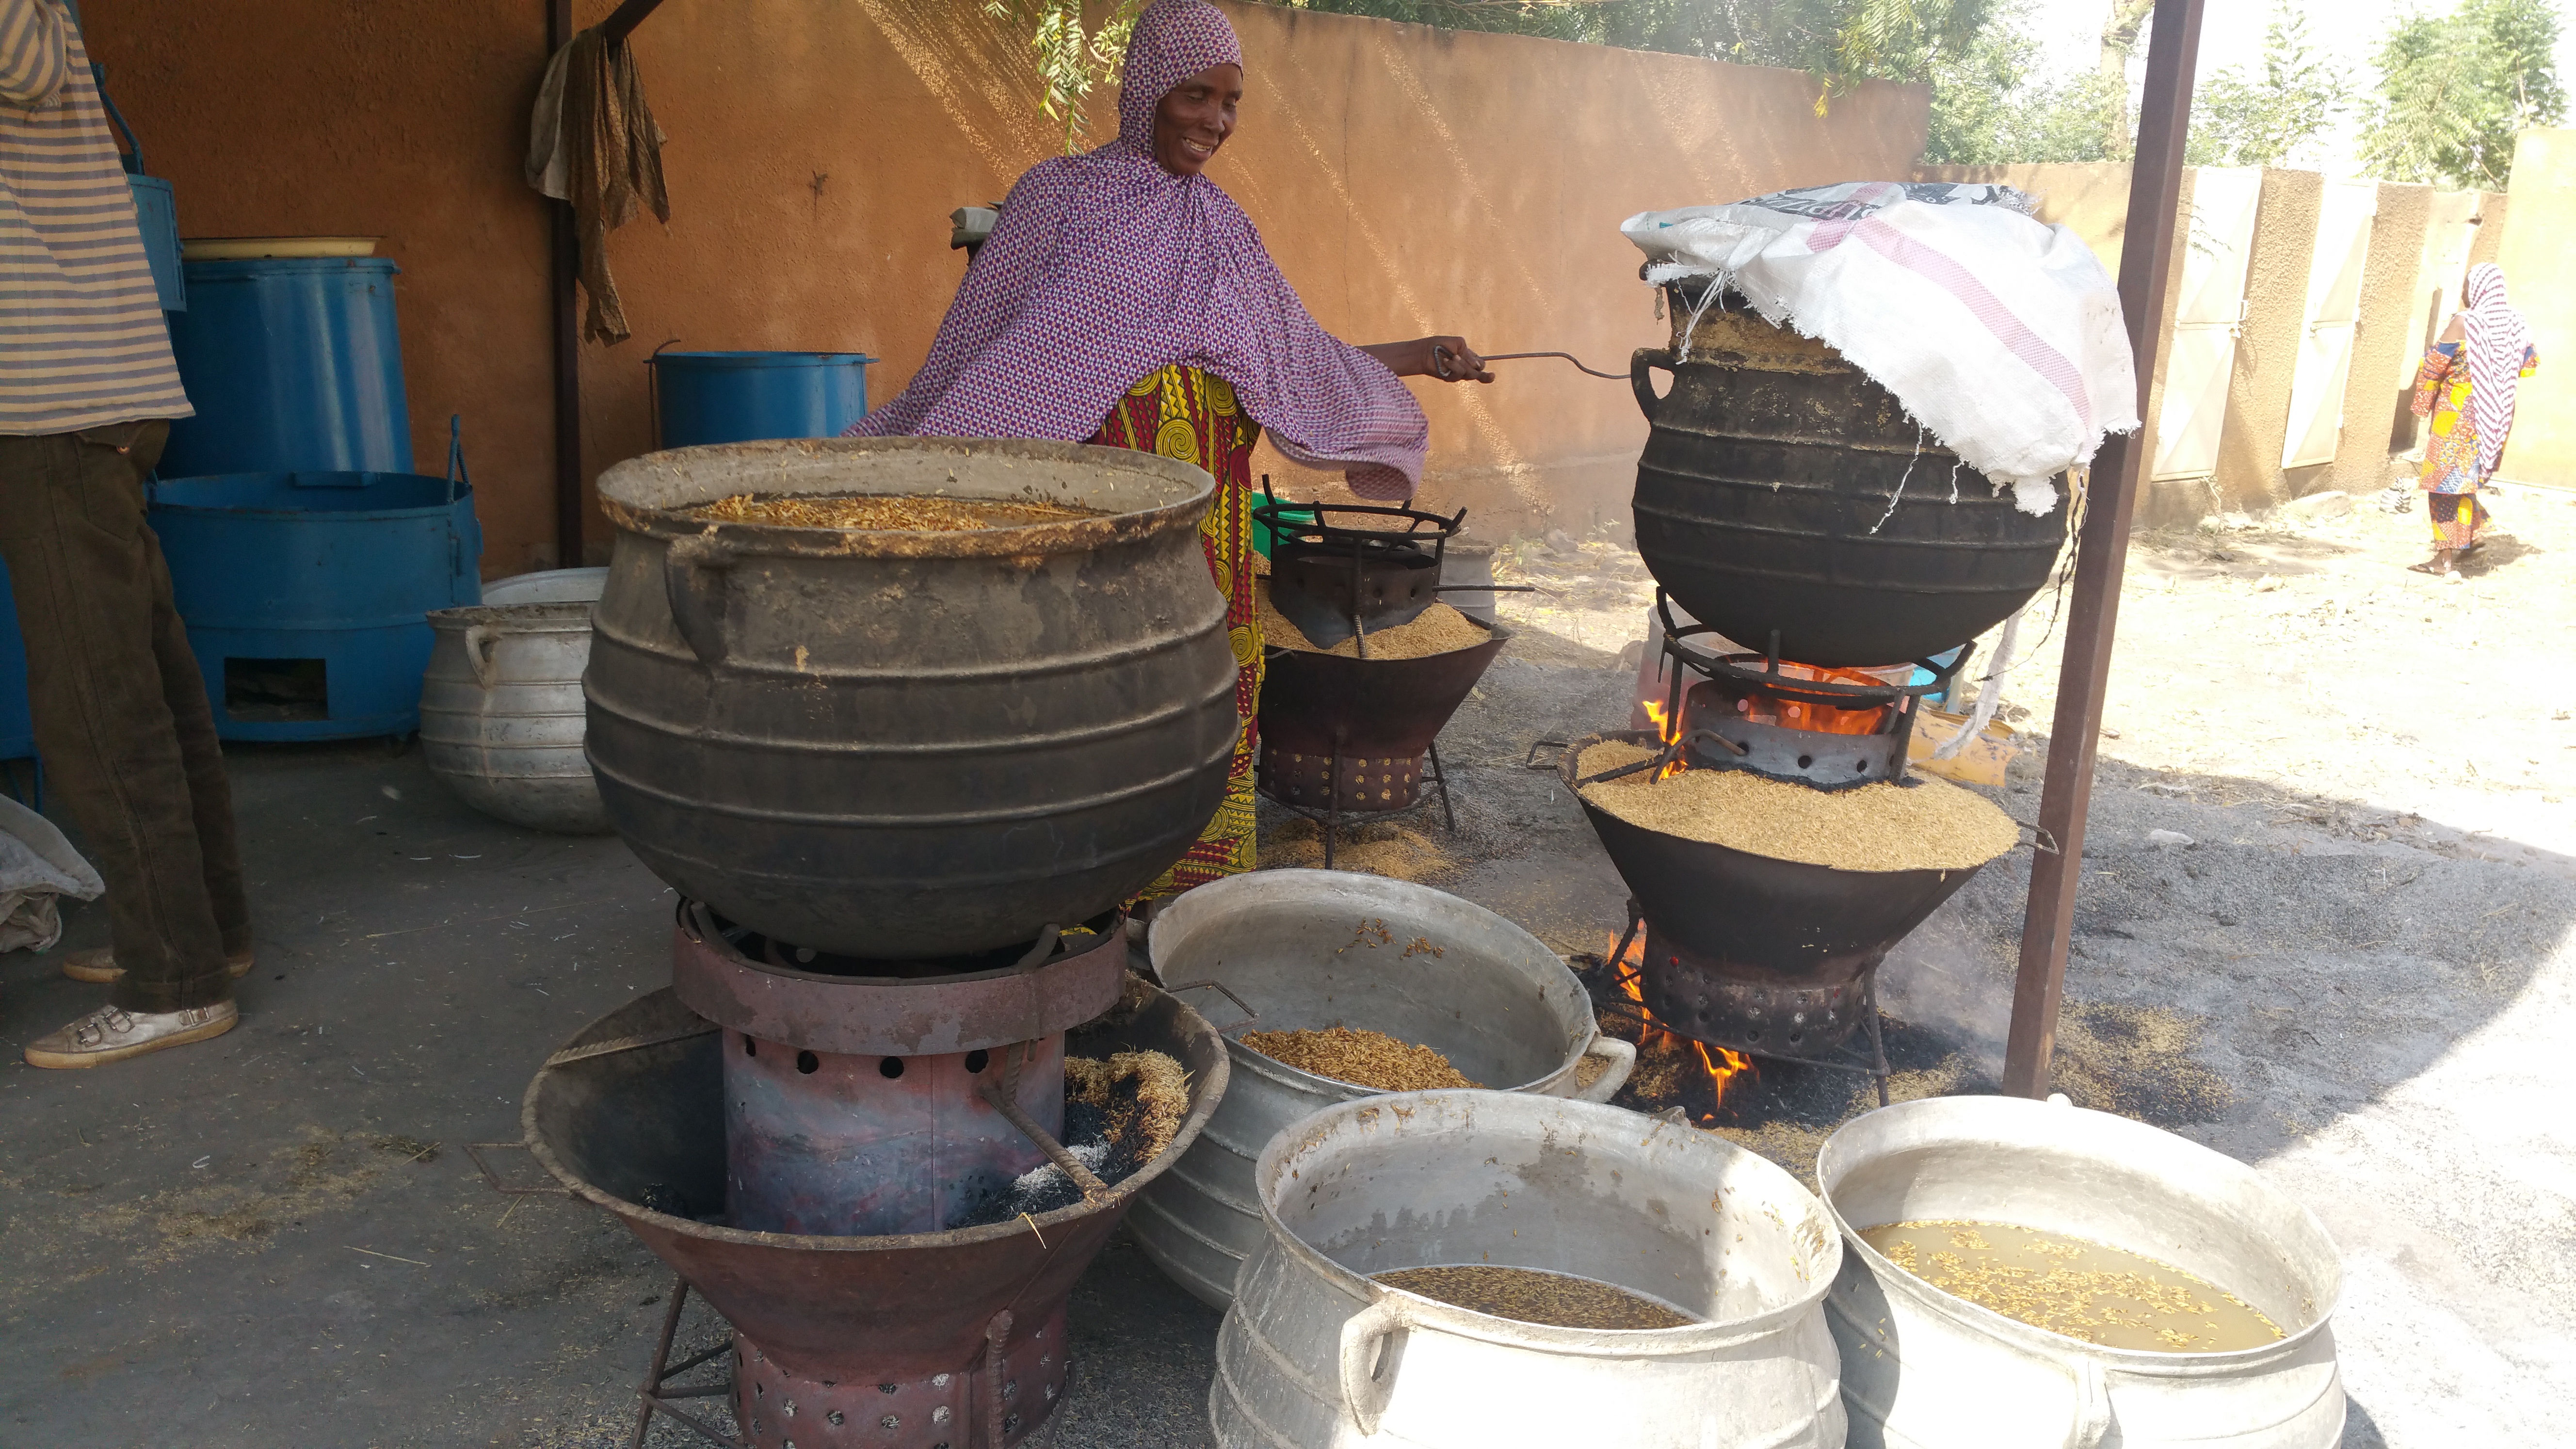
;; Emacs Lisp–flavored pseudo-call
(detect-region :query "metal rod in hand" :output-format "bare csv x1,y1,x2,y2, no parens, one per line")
1430,345,1625,381
2002,0,2206,1099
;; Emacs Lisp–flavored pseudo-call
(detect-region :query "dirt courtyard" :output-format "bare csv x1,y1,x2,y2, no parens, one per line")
1367,476,2575,1448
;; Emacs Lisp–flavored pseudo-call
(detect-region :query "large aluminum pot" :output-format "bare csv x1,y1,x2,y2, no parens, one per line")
1818,1096,2344,1449
421,599,608,834
1135,870,1637,1309
1630,290,2066,668
1213,1090,1847,1448
586,438,1239,958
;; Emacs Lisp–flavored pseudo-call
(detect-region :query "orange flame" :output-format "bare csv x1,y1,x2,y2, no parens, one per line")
1608,931,1753,1120
1640,697,1690,781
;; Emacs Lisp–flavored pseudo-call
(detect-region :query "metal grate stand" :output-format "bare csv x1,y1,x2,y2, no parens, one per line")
1608,901,1893,1108
1266,740,1456,870
628,1276,742,1449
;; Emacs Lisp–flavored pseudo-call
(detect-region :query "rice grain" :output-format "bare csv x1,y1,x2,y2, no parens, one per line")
1577,741,2018,873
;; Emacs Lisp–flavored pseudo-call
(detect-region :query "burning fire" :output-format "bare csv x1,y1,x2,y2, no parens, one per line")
1640,697,1690,781
1606,930,1753,1121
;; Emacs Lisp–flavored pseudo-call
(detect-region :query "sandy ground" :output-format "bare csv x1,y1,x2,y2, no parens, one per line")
1384,480,2576,1448
1,483,2566,1446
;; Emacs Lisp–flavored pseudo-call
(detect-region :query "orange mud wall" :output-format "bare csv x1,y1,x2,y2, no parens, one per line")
89,0,1927,570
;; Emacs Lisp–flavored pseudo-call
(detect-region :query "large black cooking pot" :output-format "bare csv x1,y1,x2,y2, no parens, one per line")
586,438,1239,958
1630,296,2068,667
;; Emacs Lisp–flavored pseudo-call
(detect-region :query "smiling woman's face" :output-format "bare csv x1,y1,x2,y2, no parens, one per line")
1152,63,1242,177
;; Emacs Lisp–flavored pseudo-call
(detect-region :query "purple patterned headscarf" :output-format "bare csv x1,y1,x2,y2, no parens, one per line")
843,0,1426,498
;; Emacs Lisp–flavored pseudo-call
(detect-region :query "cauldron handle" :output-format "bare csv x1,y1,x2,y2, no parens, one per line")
662,534,735,667
1338,1297,1414,1436
1630,348,1674,423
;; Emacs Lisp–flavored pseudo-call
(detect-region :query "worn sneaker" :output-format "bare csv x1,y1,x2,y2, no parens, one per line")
60,947,256,984
24,1001,238,1069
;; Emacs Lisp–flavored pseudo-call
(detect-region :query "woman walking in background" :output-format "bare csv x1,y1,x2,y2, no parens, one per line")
2409,262,2538,576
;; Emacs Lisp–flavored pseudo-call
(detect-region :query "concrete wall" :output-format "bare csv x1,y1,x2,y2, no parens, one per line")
2208,168,2321,511
2497,131,2575,486
2328,182,2430,493
87,0,1930,570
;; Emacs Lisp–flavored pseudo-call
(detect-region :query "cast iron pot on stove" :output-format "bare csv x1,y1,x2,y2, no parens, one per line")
1630,285,2068,668
1253,499,1509,812
1557,729,1989,1050
585,438,1240,959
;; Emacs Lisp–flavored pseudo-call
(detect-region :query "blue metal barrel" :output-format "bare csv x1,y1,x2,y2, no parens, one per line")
0,558,32,763
147,469,480,741
648,351,874,448
162,257,412,477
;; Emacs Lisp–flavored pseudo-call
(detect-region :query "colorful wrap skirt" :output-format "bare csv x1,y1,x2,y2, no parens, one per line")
1090,364,1264,900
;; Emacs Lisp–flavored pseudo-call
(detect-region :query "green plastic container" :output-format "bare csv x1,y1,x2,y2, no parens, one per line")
1252,501,1319,558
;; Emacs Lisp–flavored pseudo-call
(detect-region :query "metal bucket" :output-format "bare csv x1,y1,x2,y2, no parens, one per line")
1135,870,1637,1309
1818,1096,2344,1449
481,566,609,607
647,350,875,447
149,462,482,742
421,600,606,835
1213,1090,1847,1448
163,256,411,477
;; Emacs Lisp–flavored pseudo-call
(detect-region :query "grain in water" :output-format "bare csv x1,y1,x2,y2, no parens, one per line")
1253,579,1489,660
693,492,1102,531
1374,1266,1696,1331
1576,740,2018,873
1860,1220,2287,1353
1239,1025,1478,1091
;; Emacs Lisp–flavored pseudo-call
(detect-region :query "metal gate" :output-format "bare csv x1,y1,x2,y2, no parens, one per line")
2281,180,2380,469
2150,167,2263,482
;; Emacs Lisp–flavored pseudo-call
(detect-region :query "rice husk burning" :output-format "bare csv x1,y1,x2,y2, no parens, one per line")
691,492,1101,531
1254,579,1489,660
1239,1025,1479,1092
1577,740,2018,873
1063,1049,1191,1169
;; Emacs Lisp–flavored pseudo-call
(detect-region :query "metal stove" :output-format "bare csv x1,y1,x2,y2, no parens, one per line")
1252,499,1517,866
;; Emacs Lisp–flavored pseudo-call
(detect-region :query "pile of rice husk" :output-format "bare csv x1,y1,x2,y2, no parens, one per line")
1254,579,1489,660
691,492,1100,531
1063,1049,1191,1175
1240,1025,1480,1091
1576,740,2018,873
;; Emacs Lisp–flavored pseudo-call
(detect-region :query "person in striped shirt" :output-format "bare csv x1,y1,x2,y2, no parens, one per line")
1,0,253,1067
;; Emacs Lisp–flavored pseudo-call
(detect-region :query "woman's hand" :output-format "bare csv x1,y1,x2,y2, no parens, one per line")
1361,336,1493,383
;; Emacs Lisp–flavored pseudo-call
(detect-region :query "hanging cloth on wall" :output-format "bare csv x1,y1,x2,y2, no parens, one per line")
526,28,669,345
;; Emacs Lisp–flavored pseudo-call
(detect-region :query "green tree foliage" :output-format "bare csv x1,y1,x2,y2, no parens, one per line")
1597,0,1994,97
2357,0,2564,189
2185,1,2349,167
986,0,1150,152
1919,1,2126,164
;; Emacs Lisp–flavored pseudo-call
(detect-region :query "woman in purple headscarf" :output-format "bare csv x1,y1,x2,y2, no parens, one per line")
2408,263,2538,575
850,0,1490,897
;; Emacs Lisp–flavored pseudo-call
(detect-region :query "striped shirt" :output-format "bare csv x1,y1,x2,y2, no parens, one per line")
0,0,188,435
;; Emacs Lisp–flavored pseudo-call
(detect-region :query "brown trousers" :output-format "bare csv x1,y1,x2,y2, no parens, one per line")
0,420,248,1012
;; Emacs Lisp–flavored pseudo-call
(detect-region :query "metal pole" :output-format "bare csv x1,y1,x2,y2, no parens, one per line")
601,0,671,44
548,0,582,570
2000,0,2206,1097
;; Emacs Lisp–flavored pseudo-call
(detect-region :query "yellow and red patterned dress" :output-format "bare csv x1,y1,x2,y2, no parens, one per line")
2411,338,2540,549
1091,364,1263,900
